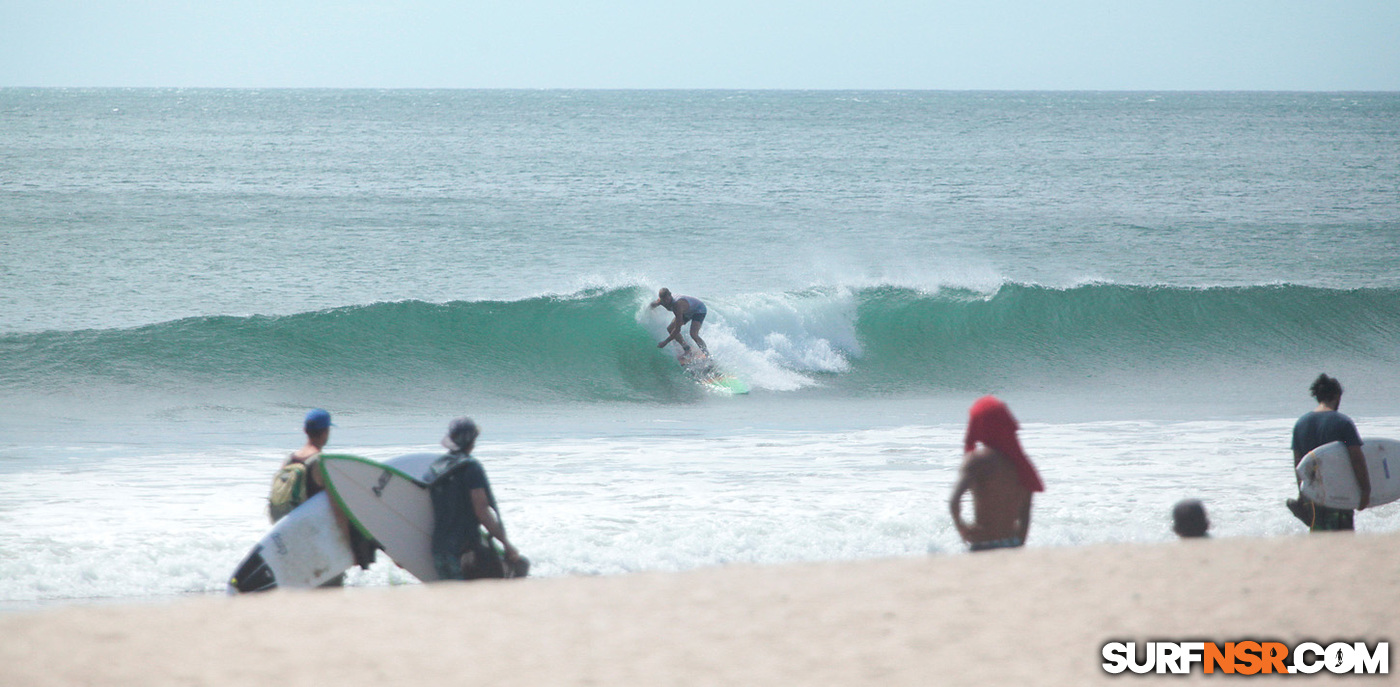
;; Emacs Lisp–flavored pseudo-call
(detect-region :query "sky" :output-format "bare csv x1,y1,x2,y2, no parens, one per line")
2,0,1398,90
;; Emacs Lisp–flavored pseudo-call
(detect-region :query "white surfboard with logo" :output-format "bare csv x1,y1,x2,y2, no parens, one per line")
321,453,442,583
1297,439,1400,509
227,452,438,593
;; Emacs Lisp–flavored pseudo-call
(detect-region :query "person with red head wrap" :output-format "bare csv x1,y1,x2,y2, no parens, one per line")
949,396,1043,551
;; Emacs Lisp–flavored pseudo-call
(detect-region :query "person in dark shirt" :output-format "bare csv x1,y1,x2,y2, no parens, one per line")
424,417,526,580
1288,374,1371,531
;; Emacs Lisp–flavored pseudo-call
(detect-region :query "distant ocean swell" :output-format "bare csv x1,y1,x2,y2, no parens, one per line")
3,284,1397,403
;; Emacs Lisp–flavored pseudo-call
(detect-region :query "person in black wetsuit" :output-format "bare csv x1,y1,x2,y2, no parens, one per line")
1288,374,1371,532
423,417,527,580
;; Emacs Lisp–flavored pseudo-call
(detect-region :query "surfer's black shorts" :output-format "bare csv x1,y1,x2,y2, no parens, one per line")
682,311,706,325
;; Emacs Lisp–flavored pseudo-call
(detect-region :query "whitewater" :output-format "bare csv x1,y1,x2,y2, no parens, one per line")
2,89,1398,607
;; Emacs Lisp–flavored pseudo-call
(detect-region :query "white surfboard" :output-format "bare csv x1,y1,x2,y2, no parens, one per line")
227,492,351,593
227,452,438,593
320,454,440,583
1297,438,1400,509
678,351,749,395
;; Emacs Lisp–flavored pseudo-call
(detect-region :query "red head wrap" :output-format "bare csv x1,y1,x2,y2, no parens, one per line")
964,396,1044,492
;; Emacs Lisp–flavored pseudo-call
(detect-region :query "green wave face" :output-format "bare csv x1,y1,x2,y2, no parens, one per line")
4,284,1398,405
1,287,689,404
845,283,1400,392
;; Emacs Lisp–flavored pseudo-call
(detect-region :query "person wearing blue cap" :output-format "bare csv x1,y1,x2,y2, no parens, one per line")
268,409,335,523
267,408,376,585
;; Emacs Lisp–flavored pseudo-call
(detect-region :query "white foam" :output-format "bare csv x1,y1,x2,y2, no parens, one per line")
6,417,1400,606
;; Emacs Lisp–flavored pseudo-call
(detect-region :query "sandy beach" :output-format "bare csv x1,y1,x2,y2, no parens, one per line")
2,531,1394,686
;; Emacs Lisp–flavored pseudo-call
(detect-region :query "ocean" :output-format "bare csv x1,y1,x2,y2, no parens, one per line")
2,89,1398,608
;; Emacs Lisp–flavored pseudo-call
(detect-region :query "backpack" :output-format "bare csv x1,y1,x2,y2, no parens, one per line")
268,458,310,523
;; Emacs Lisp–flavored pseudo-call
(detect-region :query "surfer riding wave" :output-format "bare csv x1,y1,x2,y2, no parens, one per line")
650,288,709,357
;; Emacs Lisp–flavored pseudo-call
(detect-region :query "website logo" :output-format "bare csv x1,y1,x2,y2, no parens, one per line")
1102,641,1388,675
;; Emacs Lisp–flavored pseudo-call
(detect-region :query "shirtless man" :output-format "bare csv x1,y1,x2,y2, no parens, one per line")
949,396,1045,551
268,408,376,583
272,408,333,519
649,287,709,356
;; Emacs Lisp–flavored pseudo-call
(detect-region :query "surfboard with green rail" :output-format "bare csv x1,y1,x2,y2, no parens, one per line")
320,453,441,583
